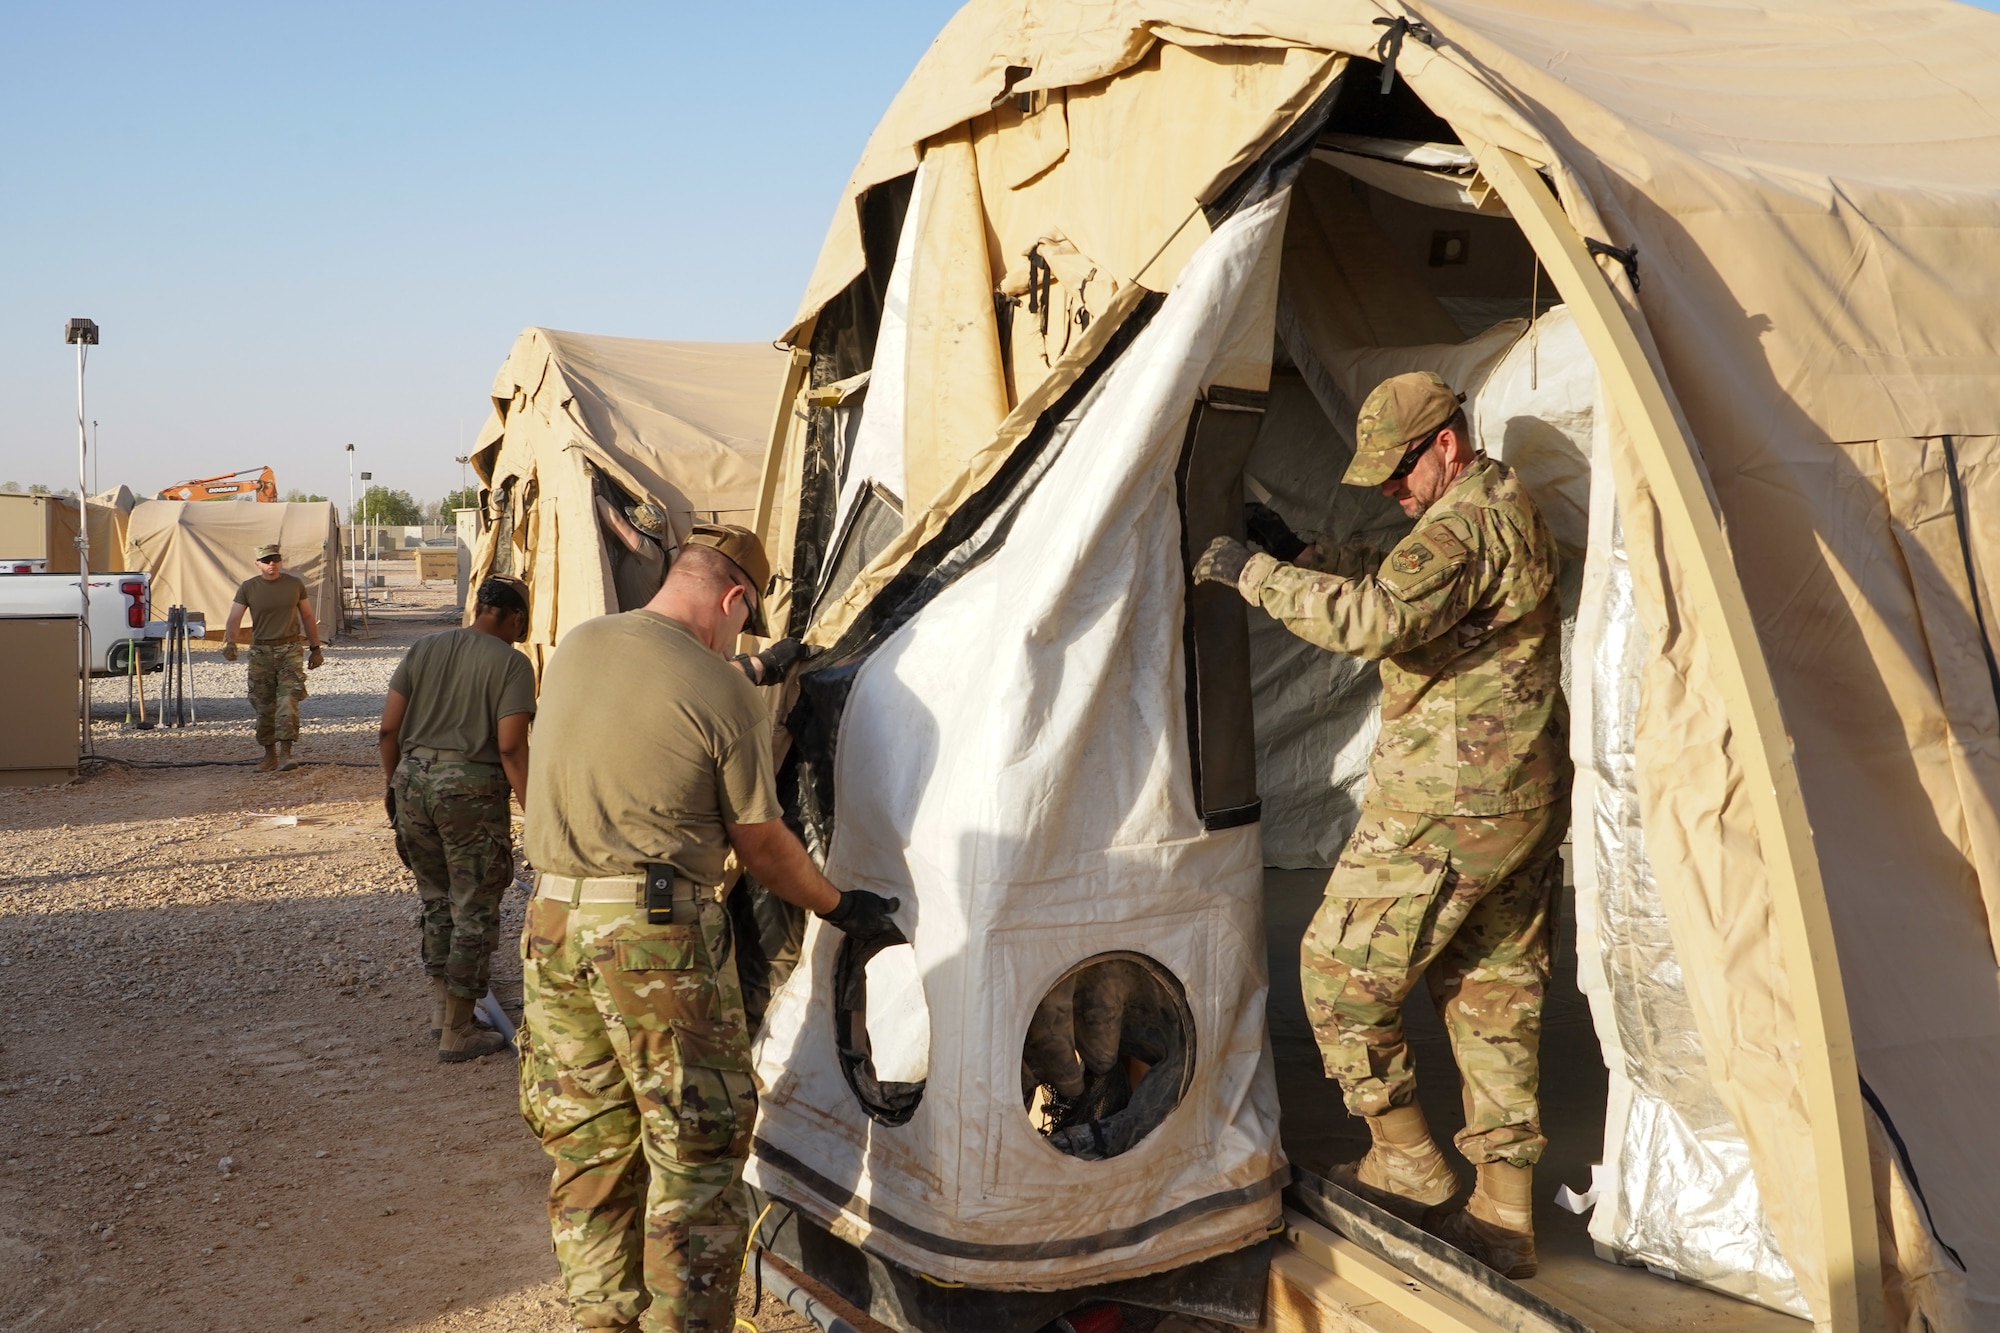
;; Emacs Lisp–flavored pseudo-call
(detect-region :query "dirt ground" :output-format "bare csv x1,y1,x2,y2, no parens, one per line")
0,575,815,1333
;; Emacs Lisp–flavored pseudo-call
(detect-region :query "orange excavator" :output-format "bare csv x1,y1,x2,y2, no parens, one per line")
157,466,279,503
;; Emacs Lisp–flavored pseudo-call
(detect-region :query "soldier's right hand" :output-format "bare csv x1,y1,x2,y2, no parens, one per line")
221,640,238,663
819,889,904,947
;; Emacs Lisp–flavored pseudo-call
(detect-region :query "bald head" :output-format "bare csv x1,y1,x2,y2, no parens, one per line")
647,544,761,654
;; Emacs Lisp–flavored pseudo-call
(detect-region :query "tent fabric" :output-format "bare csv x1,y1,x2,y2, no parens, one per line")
765,4,2000,1326
124,501,341,639
467,329,791,672
747,192,1292,1290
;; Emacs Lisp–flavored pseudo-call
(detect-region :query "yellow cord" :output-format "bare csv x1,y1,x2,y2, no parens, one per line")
736,1319,759,1333
741,1200,779,1274
918,1272,966,1289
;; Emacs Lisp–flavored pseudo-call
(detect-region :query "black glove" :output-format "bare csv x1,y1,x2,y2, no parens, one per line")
731,637,811,686
1192,535,1253,588
819,890,904,946
1244,501,1307,562
384,787,397,826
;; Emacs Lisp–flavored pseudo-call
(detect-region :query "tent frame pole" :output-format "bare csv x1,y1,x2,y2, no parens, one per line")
1474,145,1882,1332
751,345,814,629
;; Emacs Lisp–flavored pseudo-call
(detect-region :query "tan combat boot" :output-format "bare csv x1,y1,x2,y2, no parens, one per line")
1328,1103,1461,1221
437,992,510,1063
1430,1161,1537,1279
275,741,299,772
429,977,449,1039
256,744,279,772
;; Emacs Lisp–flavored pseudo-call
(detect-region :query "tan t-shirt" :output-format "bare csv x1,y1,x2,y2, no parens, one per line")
526,610,781,883
233,573,308,644
387,627,537,764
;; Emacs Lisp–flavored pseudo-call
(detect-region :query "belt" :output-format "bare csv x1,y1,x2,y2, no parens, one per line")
251,639,304,649
406,745,495,765
534,871,725,910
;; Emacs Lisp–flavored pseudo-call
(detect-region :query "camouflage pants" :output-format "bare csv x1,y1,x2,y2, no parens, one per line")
392,757,513,1001
519,889,755,1333
246,643,307,745
1302,801,1565,1166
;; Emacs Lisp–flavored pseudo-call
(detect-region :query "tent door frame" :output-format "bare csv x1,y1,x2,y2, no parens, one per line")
1473,145,1882,1333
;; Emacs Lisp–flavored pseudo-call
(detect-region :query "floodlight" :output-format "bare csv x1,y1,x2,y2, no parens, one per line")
64,318,99,345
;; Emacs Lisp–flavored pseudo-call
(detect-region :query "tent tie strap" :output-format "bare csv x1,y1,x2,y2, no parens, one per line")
1372,17,1434,94
1585,237,1642,291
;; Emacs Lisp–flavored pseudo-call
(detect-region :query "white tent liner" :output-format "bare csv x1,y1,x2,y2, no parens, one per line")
748,194,1292,1291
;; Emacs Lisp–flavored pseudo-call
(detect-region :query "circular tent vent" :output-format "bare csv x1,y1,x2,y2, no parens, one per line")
832,930,927,1126
1022,952,1195,1160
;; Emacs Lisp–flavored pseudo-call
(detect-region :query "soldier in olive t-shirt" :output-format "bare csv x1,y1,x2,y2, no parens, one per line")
379,575,535,1064
526,609,781,882
222,544,325,771
517,529,900,1333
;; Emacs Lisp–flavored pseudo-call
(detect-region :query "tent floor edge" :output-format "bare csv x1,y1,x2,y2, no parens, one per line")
747,1185,1273,1333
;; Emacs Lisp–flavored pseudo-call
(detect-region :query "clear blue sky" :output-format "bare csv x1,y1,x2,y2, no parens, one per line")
1,1,960,507
6,2,1998,510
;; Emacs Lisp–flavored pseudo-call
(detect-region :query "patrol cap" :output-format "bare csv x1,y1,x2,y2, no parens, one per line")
254,543,282,562
627,503,669,539
683,523,770,635
1344,372,1466,487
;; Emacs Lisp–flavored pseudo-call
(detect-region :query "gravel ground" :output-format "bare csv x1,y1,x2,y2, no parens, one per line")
1,572,819,1333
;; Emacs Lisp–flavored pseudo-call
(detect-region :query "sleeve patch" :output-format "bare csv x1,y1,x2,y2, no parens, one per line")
1378,521,1472,599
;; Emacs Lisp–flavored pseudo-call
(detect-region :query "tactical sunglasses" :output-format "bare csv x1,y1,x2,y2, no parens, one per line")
255,555,283,564
1385,426,1445,482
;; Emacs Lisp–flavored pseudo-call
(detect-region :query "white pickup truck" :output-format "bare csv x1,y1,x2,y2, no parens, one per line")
0,571,161,676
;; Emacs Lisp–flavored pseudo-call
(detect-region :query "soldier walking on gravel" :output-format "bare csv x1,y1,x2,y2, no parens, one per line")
221,543,325,772
519,525,899,1333
1196,372,1569,1280
379,574,536,1063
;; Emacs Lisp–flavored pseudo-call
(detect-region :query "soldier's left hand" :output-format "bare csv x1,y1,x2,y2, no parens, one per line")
384,787,397,825
308,645,325,670
1193,535,1252,588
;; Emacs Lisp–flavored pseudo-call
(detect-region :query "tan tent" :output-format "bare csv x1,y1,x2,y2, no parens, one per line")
125,501,342,639
0,493,129,574
466,328,792,673
741,5,2000,1333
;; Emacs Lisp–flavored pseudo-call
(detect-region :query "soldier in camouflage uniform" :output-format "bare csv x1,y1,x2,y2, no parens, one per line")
520,525,899,1333
1196,372,1568,1279
222,543,324,771
379,575,537,1062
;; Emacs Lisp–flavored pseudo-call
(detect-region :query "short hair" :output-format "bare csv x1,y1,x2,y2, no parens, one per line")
475,576,528,618
666,543,746,597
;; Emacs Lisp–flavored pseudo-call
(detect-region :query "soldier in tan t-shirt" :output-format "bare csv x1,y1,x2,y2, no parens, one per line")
520,524,899,1333
221,543,325,771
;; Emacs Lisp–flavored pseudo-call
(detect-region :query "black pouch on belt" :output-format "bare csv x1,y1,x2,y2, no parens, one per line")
643,863,684,926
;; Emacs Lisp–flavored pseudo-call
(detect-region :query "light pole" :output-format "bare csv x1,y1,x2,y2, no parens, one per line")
345,444,356,605
92,420,99,496
65,318,99,756
360,470,373,599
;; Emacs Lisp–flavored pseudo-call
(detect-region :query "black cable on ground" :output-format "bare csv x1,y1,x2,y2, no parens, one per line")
79,755,379,772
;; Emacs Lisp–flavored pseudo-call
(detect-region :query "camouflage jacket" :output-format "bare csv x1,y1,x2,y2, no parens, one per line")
1238,457,1568,816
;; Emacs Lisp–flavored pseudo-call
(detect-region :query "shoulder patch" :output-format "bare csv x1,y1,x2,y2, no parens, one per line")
1389,544,1436,576
1378,520,1473,599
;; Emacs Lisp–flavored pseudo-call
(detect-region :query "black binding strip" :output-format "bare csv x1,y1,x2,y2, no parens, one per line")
753,1136,1283,1262
1859,1077,1967,1272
